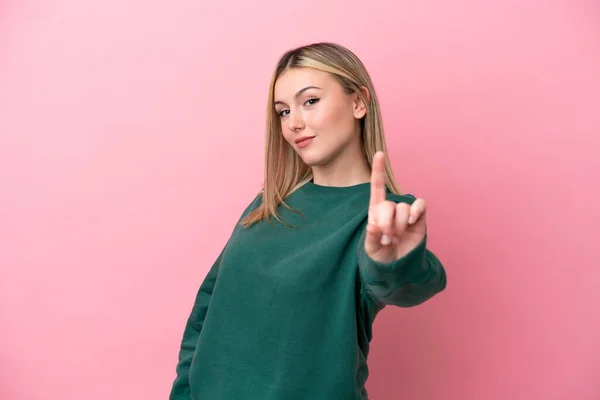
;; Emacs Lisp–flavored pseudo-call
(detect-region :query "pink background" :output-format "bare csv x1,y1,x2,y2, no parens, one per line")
1,0,599,399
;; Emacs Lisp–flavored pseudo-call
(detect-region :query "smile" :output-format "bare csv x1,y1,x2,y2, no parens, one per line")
295,136,315,148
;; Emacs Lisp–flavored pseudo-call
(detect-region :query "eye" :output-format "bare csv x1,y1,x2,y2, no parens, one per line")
304,97,320,106
277,109,290,118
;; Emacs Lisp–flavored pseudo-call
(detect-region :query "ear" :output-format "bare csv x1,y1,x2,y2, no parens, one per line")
353,86,370,119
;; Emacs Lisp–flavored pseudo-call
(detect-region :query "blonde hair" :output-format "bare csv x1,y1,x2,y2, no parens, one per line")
241,42,402,228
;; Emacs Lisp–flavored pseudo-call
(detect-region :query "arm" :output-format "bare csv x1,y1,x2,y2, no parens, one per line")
360,152,446,308
169,249,223,400
168,194,262,399
358,231,446,307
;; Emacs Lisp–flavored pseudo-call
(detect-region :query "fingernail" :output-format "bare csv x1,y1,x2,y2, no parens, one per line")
381,235,391,245
408,215,414,224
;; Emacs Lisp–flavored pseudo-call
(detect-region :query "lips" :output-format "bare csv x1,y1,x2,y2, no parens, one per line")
295,136,315,149
295,136,315,145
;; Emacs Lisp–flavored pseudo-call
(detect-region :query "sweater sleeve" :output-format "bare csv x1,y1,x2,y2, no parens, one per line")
357,228,447,308
168,194,263,399
168,249,223,400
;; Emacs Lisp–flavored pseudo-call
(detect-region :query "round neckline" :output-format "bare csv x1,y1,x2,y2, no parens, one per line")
300,180,371,196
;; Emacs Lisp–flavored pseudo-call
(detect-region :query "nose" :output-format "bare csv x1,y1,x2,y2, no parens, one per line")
287,112,305,133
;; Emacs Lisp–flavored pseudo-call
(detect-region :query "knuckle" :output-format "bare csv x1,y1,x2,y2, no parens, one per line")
396,202,410,213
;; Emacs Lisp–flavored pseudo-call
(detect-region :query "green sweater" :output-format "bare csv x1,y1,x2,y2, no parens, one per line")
169,181,446,400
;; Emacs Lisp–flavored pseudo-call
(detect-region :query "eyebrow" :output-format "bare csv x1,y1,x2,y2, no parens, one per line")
274,86,321,106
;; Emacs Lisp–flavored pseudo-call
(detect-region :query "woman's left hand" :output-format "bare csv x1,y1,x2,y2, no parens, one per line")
365,152,427,264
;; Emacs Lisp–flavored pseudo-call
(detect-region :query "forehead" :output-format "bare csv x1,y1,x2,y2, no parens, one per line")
274,67,336,98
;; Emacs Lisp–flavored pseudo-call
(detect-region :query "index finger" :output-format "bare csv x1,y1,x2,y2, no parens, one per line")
369,151,386,206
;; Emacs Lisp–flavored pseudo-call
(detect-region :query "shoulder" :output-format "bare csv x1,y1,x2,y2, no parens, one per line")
249,190,264,208
240,191,264,219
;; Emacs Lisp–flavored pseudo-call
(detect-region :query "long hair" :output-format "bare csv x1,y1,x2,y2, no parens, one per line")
241,42,402,227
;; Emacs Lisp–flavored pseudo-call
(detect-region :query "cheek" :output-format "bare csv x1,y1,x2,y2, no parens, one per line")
280,122,294,144
311,104,354,134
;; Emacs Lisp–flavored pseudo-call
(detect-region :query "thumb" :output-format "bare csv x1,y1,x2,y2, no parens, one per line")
364,223,383,258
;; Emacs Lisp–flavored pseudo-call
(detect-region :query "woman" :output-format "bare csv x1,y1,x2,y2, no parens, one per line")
169,42,447,400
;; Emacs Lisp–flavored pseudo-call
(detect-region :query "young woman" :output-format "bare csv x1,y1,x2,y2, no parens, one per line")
169,42,447,400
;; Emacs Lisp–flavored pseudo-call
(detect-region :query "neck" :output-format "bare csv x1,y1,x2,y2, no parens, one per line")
311,140,371,187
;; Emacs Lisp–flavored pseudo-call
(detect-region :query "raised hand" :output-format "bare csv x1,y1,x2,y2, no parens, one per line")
365,152,427,264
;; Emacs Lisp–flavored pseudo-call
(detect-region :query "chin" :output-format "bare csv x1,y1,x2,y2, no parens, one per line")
297,150,332,167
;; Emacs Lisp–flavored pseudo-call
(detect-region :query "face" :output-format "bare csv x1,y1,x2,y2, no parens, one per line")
273,67,367,167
